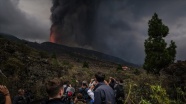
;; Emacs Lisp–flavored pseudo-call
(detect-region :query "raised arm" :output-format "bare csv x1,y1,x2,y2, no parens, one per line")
0,85,12,104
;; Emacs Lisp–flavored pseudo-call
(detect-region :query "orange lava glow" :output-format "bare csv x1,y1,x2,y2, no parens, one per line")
50,32,55,43
50,25,56,43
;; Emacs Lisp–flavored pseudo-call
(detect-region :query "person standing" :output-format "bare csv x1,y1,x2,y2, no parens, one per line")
87,79,96,104
93,72,115,104
114,79,125,104
13,89,27,104
42,78,64,104
78,81,90,103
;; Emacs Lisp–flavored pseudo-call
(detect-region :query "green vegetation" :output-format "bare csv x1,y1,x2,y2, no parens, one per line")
0,33,185,103
62,60,74,69
144,13,177,75
116,64,122,71
82,61,89,68
51,52,57,59
150,85,170,104
39,51,49,58
139,85,170,104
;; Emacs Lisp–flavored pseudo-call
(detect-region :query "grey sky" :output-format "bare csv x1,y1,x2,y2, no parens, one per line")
0,0,186,64
0,0,51,42
18,0,51,25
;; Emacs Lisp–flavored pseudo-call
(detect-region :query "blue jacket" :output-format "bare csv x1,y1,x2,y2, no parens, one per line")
94,82,115,104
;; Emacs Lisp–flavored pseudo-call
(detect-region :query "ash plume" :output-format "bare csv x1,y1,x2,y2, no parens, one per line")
1,0,186,64
50,0,100,46
50,0,186,65
50,0,145,64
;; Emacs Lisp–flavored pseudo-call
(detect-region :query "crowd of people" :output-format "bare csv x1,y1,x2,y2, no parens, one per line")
0,72,125,104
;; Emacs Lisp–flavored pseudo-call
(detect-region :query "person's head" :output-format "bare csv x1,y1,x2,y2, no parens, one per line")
63,80,70,86
82,81,88,88
18,89,25,96
118,79,123,84
76,93,83,99
116,78,123,84
95,72,105,82
46,78,63,99
110,77,115,83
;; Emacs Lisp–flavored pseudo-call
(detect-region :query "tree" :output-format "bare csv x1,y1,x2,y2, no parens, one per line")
143,13,177,75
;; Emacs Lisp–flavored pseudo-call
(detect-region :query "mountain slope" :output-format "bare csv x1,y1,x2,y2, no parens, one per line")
0,33,138,67
0,33,185,103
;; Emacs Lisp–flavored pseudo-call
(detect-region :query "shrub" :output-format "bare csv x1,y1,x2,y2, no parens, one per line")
150,85,170,104
39,51,49,58
51,53,57,59
82,61,89,68
116,64,122,71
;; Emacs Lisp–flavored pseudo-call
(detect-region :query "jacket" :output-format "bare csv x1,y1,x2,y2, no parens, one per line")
42,98,65,104
94,82,115,104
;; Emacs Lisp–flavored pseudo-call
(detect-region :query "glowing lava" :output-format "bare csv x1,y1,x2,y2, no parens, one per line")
50,25,56,43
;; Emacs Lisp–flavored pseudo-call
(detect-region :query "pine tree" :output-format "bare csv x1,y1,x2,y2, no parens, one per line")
143,13,177,74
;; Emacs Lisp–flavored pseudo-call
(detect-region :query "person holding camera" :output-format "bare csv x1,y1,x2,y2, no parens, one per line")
108,77,116,90
0,85,12,104
62,84,75,104
87,79,97,104
78,81,90,103
93,72,115,104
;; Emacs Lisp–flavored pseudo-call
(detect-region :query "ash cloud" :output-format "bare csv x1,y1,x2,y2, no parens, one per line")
50,0,100,45
51,0,186,64
1,0,186,64
0,0,49,42
51,0,144,64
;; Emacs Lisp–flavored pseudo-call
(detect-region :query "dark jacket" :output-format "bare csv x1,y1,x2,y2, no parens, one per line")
79,87,91,102
13,95,27,104
94,82,115,104
41,98,65,104
109,82,116,90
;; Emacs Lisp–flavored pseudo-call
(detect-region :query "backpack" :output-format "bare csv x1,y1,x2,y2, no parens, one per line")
114,84,125,100
79,88,91,101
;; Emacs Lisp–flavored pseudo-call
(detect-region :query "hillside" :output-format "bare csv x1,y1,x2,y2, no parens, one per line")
0,34,134,98
0,34,185,103
0,33,138,67
0,36,65,97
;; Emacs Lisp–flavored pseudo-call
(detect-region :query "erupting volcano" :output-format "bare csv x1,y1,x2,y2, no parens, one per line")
49,0,100,45
48,0,144,64
50,25,56,43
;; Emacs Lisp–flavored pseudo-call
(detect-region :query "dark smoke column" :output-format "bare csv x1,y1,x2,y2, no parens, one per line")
50,0,100,46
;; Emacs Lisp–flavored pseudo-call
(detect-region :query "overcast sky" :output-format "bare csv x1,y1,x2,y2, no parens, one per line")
0,0,186,64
